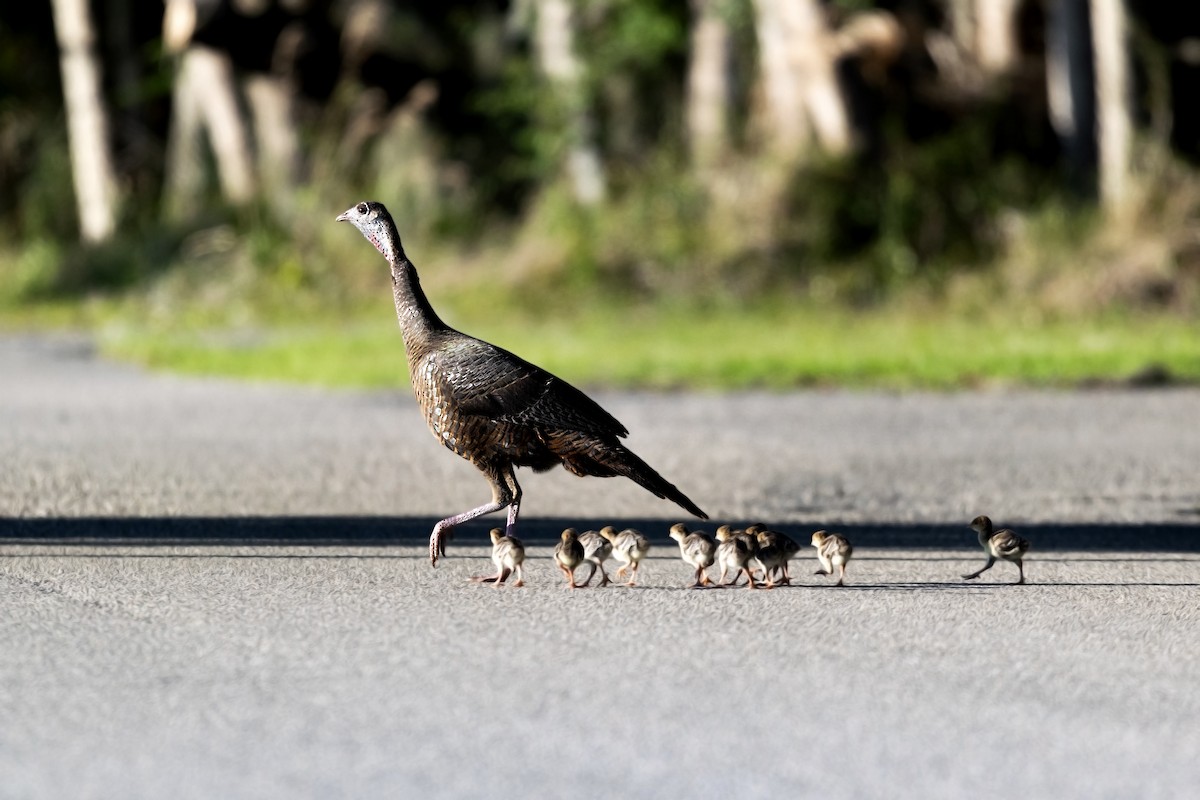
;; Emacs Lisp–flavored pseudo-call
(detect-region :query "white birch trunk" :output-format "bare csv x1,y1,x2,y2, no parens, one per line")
245,74,299,201
164,45,257,218
51,0,119,242
1091,0,1132,213
945,0,1020,76
534,0,605,205
788,0,851,154
974,0,1022,73
752,0,851,159
752,0,809,157
686,0,732,168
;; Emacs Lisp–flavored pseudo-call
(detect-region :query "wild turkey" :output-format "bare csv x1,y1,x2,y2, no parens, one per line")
554,528,586,589
714,525,758,589
668,522,716,588
745,522,800,585
810,530,854,587
337,201,707,564
599,525,650,586
715,523,759,587
471,527,526,587
962,515,1030,584
577,529,613,587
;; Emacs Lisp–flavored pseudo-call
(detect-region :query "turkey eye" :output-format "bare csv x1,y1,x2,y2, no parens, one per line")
357,202,368,214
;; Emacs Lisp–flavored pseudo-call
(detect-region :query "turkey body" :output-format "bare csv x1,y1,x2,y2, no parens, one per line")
337,201,707,565
413,331,636,479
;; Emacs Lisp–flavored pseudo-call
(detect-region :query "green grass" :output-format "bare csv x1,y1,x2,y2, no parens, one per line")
5,195,1197,392
97,304,1200,391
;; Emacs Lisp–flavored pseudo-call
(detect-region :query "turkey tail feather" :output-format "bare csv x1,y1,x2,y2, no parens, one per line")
573,441,708,520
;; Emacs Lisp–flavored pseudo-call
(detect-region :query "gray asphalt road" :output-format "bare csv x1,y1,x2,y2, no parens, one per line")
2,335,1199,799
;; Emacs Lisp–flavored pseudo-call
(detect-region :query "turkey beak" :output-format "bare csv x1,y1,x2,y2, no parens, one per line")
335,210,351,222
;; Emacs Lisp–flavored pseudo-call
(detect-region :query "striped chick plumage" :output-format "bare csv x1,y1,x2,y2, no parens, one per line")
577,529,613,587
471,527,526,587
811,529,854,587
669,522,716,588
963,515,1030,584
715,525,758,589
600,525,650,586
746,523,800,586
554,528,586,589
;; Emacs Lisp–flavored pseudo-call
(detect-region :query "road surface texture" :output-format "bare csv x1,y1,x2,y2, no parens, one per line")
2,335,1198,798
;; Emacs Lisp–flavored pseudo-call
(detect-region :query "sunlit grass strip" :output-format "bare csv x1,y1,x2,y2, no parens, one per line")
100,308,1200,391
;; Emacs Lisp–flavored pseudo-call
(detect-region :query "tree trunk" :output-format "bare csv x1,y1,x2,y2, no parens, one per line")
751,0,851,160
752,0,809,158
1090,0,1132,214
50,0,119,242
686,0,732,168
1045,0,1095,190
791,1,852,154
163,45,257,219
974,0,1022,73
533,0,605,205
243,73,299,222
244,23,306,212
944,0,1021,76
245,76,298,196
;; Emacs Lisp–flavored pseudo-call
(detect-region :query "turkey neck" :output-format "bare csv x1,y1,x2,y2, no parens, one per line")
389,256,448,361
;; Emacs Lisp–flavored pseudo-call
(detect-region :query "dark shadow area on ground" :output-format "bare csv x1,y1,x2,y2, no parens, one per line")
1,517,1197,552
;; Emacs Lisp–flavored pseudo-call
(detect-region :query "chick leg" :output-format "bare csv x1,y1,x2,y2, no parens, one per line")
962,556,996,581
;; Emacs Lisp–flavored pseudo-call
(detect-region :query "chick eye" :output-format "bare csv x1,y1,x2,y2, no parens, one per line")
356,202,368,215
